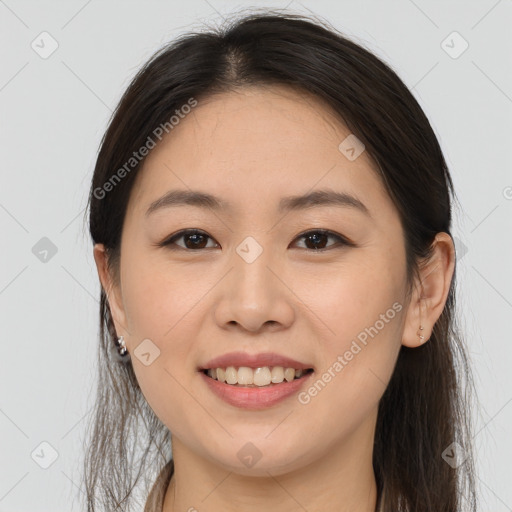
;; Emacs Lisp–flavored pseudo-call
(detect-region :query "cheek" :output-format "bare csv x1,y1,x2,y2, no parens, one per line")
119,251,208,393
123,271,200,435
297,274,403,443
121,255,202,339
298,256,405,394
297,256,403,339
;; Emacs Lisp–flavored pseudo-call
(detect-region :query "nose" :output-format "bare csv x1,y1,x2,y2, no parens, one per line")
213,242,295,334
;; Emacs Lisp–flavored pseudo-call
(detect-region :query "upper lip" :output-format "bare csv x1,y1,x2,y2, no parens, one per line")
199,351,314,371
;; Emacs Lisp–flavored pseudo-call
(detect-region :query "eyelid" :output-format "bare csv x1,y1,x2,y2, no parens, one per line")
156,229,216,249
157,228,355,250
293,228,355,248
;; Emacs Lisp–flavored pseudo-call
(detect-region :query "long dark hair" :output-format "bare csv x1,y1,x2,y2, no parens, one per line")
83,10,478,512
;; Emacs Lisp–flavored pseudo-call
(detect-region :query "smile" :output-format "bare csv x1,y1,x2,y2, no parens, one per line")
203,366,314,387
199,367,315,410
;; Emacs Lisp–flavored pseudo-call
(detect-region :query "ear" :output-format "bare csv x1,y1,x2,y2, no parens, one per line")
93,243,129,338
401,232,455,348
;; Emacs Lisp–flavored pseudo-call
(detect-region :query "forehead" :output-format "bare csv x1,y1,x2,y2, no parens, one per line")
126,85,392,221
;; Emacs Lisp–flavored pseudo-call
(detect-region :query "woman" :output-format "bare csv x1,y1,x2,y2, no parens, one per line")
84,11,478,512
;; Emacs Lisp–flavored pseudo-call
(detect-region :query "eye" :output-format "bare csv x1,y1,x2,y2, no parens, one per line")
292,229,353,251
158,228,353,251
159,229,218,250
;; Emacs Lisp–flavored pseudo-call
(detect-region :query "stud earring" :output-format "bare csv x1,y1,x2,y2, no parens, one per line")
114,335,129,357
417,325,425,342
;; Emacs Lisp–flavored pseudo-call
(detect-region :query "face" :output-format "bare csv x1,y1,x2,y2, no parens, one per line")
98,85,411,477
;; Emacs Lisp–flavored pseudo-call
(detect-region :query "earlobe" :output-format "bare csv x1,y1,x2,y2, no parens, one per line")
401,232,455,348
92,243,128,337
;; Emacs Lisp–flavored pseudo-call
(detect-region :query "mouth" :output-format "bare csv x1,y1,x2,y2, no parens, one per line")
200,366,315,388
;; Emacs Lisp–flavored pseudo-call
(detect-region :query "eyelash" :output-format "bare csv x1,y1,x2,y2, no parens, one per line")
157,228,355,252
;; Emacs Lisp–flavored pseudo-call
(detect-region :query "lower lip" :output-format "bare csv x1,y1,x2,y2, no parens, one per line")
199,370,314,410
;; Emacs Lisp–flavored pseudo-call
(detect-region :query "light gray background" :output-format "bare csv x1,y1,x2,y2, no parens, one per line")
1,1,511,510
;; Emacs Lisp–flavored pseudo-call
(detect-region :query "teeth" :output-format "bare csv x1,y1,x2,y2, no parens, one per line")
225,366,238,384
205,366,311,387
284,368,296,382
238,366,253,385
253,367,271,386
271,366,284,383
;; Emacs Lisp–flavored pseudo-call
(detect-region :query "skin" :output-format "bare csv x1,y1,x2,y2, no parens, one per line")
93,84,455,512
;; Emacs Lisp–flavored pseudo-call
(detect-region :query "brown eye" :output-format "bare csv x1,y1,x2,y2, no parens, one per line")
161,229,218,250
158,228,353,252
292,230,352,251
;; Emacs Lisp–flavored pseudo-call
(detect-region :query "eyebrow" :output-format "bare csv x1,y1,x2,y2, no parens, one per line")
145,188,371,218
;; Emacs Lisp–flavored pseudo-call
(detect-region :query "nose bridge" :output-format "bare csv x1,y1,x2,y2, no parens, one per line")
214,233,294,331
232,234,275,303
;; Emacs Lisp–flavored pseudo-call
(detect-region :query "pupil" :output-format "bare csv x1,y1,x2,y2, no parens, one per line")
307,233,326,250
186,234,206,249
